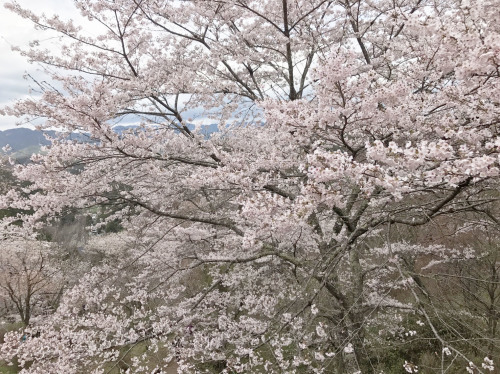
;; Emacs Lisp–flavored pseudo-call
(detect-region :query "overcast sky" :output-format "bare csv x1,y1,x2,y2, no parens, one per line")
0,1,240,131
0,0,80,130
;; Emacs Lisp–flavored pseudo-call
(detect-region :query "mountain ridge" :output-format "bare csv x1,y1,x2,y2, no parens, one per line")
0,124,220,161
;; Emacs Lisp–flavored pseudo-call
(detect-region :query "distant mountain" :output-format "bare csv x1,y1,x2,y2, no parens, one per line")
0,124,221,161
0,128,53,153
0,128,90,162
112,123,220,136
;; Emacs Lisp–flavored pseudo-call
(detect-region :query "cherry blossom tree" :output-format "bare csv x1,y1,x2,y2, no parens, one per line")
1,0,500,373
0,240,63,326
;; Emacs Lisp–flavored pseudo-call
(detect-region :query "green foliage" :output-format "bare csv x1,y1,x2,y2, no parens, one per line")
100,218,123,234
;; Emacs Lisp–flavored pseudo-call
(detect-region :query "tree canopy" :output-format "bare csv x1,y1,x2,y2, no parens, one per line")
1,0,499,373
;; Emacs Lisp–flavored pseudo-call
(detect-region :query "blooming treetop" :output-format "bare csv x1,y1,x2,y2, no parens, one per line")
0,0,499,373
